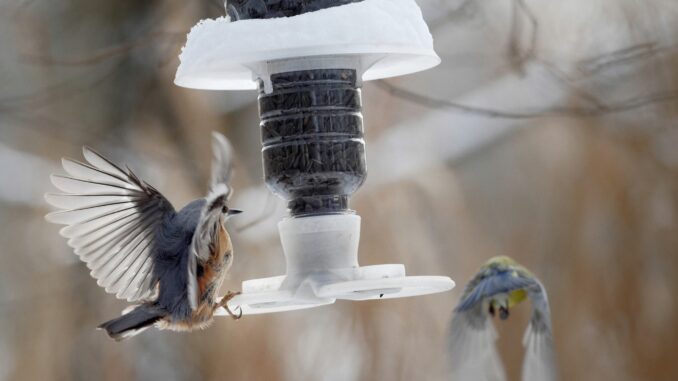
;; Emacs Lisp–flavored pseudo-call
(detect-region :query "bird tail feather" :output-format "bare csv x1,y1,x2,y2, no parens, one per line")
97,304,165,341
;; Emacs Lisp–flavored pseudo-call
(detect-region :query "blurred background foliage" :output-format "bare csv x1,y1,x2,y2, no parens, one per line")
1,0,677,380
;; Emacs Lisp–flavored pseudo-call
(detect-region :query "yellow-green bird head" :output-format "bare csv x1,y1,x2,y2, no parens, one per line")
456,256,536,317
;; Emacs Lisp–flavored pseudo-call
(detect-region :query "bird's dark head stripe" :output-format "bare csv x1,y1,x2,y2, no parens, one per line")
208,194,227,211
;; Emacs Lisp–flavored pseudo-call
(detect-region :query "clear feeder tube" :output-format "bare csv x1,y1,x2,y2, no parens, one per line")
259,67,366,216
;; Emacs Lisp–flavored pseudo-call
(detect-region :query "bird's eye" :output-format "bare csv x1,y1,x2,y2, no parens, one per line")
222,206,228,214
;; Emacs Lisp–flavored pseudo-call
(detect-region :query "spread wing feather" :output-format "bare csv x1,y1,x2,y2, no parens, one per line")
448,303,507,381
522,281,558,381
45,147,175,302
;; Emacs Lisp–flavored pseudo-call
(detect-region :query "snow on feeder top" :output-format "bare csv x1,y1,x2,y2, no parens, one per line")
175,0,440,91
175,0,455,315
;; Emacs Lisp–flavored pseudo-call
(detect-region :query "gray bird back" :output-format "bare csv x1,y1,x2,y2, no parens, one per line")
152,199,206,320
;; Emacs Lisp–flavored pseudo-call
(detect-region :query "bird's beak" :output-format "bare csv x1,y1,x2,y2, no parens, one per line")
227,209,243,216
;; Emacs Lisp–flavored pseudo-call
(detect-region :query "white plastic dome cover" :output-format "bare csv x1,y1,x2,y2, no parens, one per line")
175,0,440,90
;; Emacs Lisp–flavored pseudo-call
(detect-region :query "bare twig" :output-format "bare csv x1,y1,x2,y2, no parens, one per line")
1,106,189,166
375,80,678,120
428,0,476,32
22,31,184,67
536,59,608,109
0,60,126,112
507,0,539,74
577,42,660,77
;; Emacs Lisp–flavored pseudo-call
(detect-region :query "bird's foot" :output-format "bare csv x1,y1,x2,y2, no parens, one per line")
217,291,242,320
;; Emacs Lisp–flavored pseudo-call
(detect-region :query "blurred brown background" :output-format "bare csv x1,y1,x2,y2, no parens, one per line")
1,0,677,380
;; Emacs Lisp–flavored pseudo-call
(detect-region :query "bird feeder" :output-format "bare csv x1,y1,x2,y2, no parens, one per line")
175,0,455,315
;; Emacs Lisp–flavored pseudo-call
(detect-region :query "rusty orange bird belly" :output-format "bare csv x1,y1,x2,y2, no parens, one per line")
159,223,234,331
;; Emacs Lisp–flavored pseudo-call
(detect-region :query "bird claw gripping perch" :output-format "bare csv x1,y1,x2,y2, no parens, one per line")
179,0,455,315
218,291,243,320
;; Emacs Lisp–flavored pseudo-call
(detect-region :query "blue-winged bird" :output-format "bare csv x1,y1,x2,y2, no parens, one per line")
448,256,557,381
45,132,242,340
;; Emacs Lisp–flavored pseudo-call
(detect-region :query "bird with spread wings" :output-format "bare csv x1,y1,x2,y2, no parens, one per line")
448,256,557,381
45,132,243,340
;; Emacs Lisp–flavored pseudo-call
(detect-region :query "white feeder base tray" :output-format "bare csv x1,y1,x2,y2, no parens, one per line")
216,214,455,316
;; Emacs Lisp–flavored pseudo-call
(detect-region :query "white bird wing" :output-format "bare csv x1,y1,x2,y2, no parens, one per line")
522,280,558,381
448,302,507,381
190,132,235,263
187,131,236,309
45,147,175,302
209,131,234,195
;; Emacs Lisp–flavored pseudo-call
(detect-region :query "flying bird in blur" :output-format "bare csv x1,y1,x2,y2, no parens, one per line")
45,132,243,340
448,256,557,381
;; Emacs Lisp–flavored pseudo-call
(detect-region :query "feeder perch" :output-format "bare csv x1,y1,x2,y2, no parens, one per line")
175,0,455,315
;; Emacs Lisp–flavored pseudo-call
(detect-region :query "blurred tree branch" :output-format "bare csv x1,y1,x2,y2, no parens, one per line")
413,1,678,119
376,78,678,119
507,0,538,74
21,31,184,67
577,42,662,77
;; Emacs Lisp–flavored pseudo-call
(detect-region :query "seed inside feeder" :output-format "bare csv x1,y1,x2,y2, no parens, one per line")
259,68,366,216
227,0,365,20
